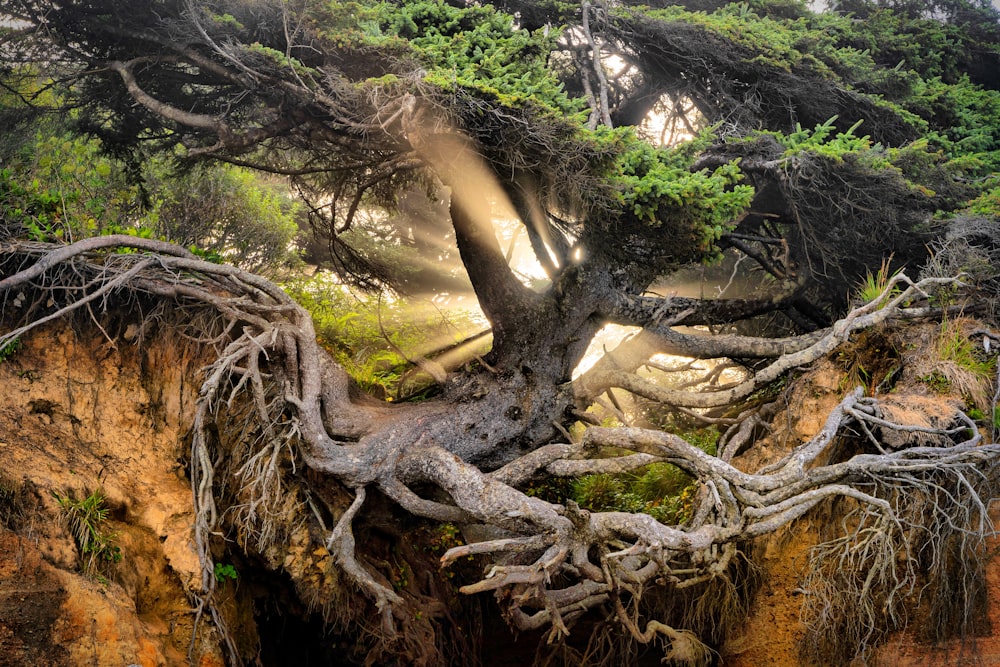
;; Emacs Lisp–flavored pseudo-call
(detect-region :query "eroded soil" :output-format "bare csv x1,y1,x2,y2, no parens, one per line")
0,318,225,666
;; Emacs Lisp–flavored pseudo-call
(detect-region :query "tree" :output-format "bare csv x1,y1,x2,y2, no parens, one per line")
2,0,1000,664
0,77,302,275
150,161,302,275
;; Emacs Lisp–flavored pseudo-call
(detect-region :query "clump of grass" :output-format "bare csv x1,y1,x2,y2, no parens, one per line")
937,321,995,376
919,318,997,409
854,256,902,307
53,489,122,576
0,474,35,532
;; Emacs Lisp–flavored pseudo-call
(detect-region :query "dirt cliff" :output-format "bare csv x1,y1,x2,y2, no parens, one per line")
723,322,1000,667
1,313,997,666
0,312,483,667
0,316,226,666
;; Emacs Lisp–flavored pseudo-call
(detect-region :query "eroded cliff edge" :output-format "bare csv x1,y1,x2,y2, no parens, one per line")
0,314,224,665
1,312,998,666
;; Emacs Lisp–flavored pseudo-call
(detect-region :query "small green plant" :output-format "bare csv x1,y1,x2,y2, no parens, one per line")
966,406,1000,430
54,489,122,575
920,370,952,393
854,256,902,306
390,554,410,590
214,562,239,583
426,522,464,555
0,337,22,363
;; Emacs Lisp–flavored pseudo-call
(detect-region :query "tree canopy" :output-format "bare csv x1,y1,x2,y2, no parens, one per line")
2,0,1000,664
5,0,1000,306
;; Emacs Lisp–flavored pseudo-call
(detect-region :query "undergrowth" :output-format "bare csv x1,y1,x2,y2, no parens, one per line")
565,427,720,525
836,326,903,396
283,275,488,400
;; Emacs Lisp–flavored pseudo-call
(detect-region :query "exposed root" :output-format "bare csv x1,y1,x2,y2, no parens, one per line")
2,237,998,664
578,273,964,408
614,596,715,666
326,486,403,636
799,448,998,663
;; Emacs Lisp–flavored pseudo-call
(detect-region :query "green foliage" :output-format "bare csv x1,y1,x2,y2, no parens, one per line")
638,0,999,164
572,473,624,509
309,0,579,115
771,117,875,160
572,465,695,524
614,132,753,227
907,76,1000,176
832,2,1000,82
214,562,239,583
283,275,487,399
210,12,244,30
245,42,318,78
0,337,22,363
523,475,576,505
148,162,302,275
779,115,953,207
9,0,999,294
54,489,122,576
571,428,719,525
752,117,955,191
723,114,960,304
0,95,302,274
0,127,140,241
595,127,754,260
965,185,1000,218
644,2,847,76
359,0,580,114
